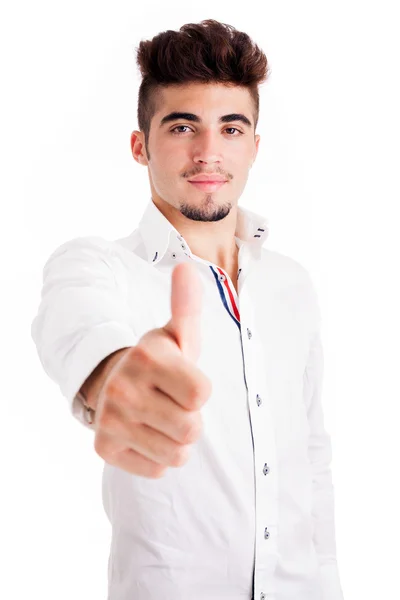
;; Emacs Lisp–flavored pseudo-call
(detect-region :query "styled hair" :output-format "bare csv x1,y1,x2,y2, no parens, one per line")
135,19,270,157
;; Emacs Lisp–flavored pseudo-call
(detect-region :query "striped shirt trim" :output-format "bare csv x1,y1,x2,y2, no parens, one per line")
209,266,241,330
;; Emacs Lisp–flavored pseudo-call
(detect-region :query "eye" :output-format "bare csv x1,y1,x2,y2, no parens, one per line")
170,125,244,136
170,125,192,134
224,127,244,135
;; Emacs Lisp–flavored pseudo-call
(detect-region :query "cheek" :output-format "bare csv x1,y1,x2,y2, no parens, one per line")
154,149,185,178
151,160,181,192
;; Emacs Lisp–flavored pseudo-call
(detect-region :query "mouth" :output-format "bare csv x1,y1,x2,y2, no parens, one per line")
188,181,227,191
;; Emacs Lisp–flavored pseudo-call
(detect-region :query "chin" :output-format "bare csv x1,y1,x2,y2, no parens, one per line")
179,199,232,223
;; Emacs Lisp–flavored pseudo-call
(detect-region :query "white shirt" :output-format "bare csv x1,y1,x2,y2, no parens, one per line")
31,199,344,600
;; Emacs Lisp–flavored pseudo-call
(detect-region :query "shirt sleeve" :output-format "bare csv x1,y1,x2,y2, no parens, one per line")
303,275,345,600
30,236,139,431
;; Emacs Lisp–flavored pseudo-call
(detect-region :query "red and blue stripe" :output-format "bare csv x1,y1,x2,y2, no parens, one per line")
209,265,241,330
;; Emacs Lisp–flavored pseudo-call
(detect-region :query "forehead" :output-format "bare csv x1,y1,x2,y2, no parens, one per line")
156,82,253,114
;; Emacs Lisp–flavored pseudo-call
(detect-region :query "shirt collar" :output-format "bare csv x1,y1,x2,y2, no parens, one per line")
137,198,269,265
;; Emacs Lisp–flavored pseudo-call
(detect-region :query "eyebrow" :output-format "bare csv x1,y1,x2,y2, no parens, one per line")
159,111,252,129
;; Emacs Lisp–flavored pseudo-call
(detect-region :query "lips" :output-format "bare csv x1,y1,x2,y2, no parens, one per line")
188,180,226,191
188,175,227,183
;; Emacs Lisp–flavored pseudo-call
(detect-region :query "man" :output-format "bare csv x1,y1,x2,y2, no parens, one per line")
31,19,344,600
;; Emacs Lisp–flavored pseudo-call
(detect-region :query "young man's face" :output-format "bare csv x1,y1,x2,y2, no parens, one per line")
132,82,260,222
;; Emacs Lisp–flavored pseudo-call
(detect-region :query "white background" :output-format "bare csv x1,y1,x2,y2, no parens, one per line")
2,1,399,598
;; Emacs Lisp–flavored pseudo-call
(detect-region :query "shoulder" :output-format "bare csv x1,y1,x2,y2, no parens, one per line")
44,235,116,264
260,247,316,288
44,233,144,266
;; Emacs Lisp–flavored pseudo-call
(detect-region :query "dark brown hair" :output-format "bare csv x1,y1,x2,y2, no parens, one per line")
135,19,270,158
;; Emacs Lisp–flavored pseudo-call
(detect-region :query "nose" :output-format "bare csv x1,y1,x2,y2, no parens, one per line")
191,130,223,165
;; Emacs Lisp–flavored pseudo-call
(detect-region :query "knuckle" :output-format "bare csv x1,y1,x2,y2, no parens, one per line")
103,376,125,402
171,444,190,467
104,376,139,414
97,404,132,440
130,344,156,370
186,387,202,410
187,377,211,410
149,463,168,479
180,414,202,444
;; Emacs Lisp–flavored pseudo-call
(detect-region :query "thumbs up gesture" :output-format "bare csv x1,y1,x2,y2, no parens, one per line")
91,262,212,479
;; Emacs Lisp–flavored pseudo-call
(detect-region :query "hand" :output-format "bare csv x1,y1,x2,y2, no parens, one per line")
92,262,212,478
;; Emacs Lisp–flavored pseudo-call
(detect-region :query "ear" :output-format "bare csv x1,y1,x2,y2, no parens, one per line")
253,134,260,162
250,134,260,167
131,131,149,165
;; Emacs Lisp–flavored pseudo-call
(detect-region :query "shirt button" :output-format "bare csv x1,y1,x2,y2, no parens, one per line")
237,268,242,279
181,243,186,250
256,394,262,406
218,274,226,282
264,527,270,539
247,328,252,339
260,594,266,600
263,463,270,475
171,252,177,259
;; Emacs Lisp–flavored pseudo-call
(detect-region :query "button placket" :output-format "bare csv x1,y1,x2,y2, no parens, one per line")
238,283,277,599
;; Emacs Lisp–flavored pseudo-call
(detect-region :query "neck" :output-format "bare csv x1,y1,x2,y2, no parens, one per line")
153,197,240,280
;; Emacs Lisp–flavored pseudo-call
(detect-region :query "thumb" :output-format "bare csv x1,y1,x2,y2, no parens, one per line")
163,261,203,362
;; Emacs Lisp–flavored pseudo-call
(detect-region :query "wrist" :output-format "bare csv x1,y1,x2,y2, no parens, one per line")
79,347,132,412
